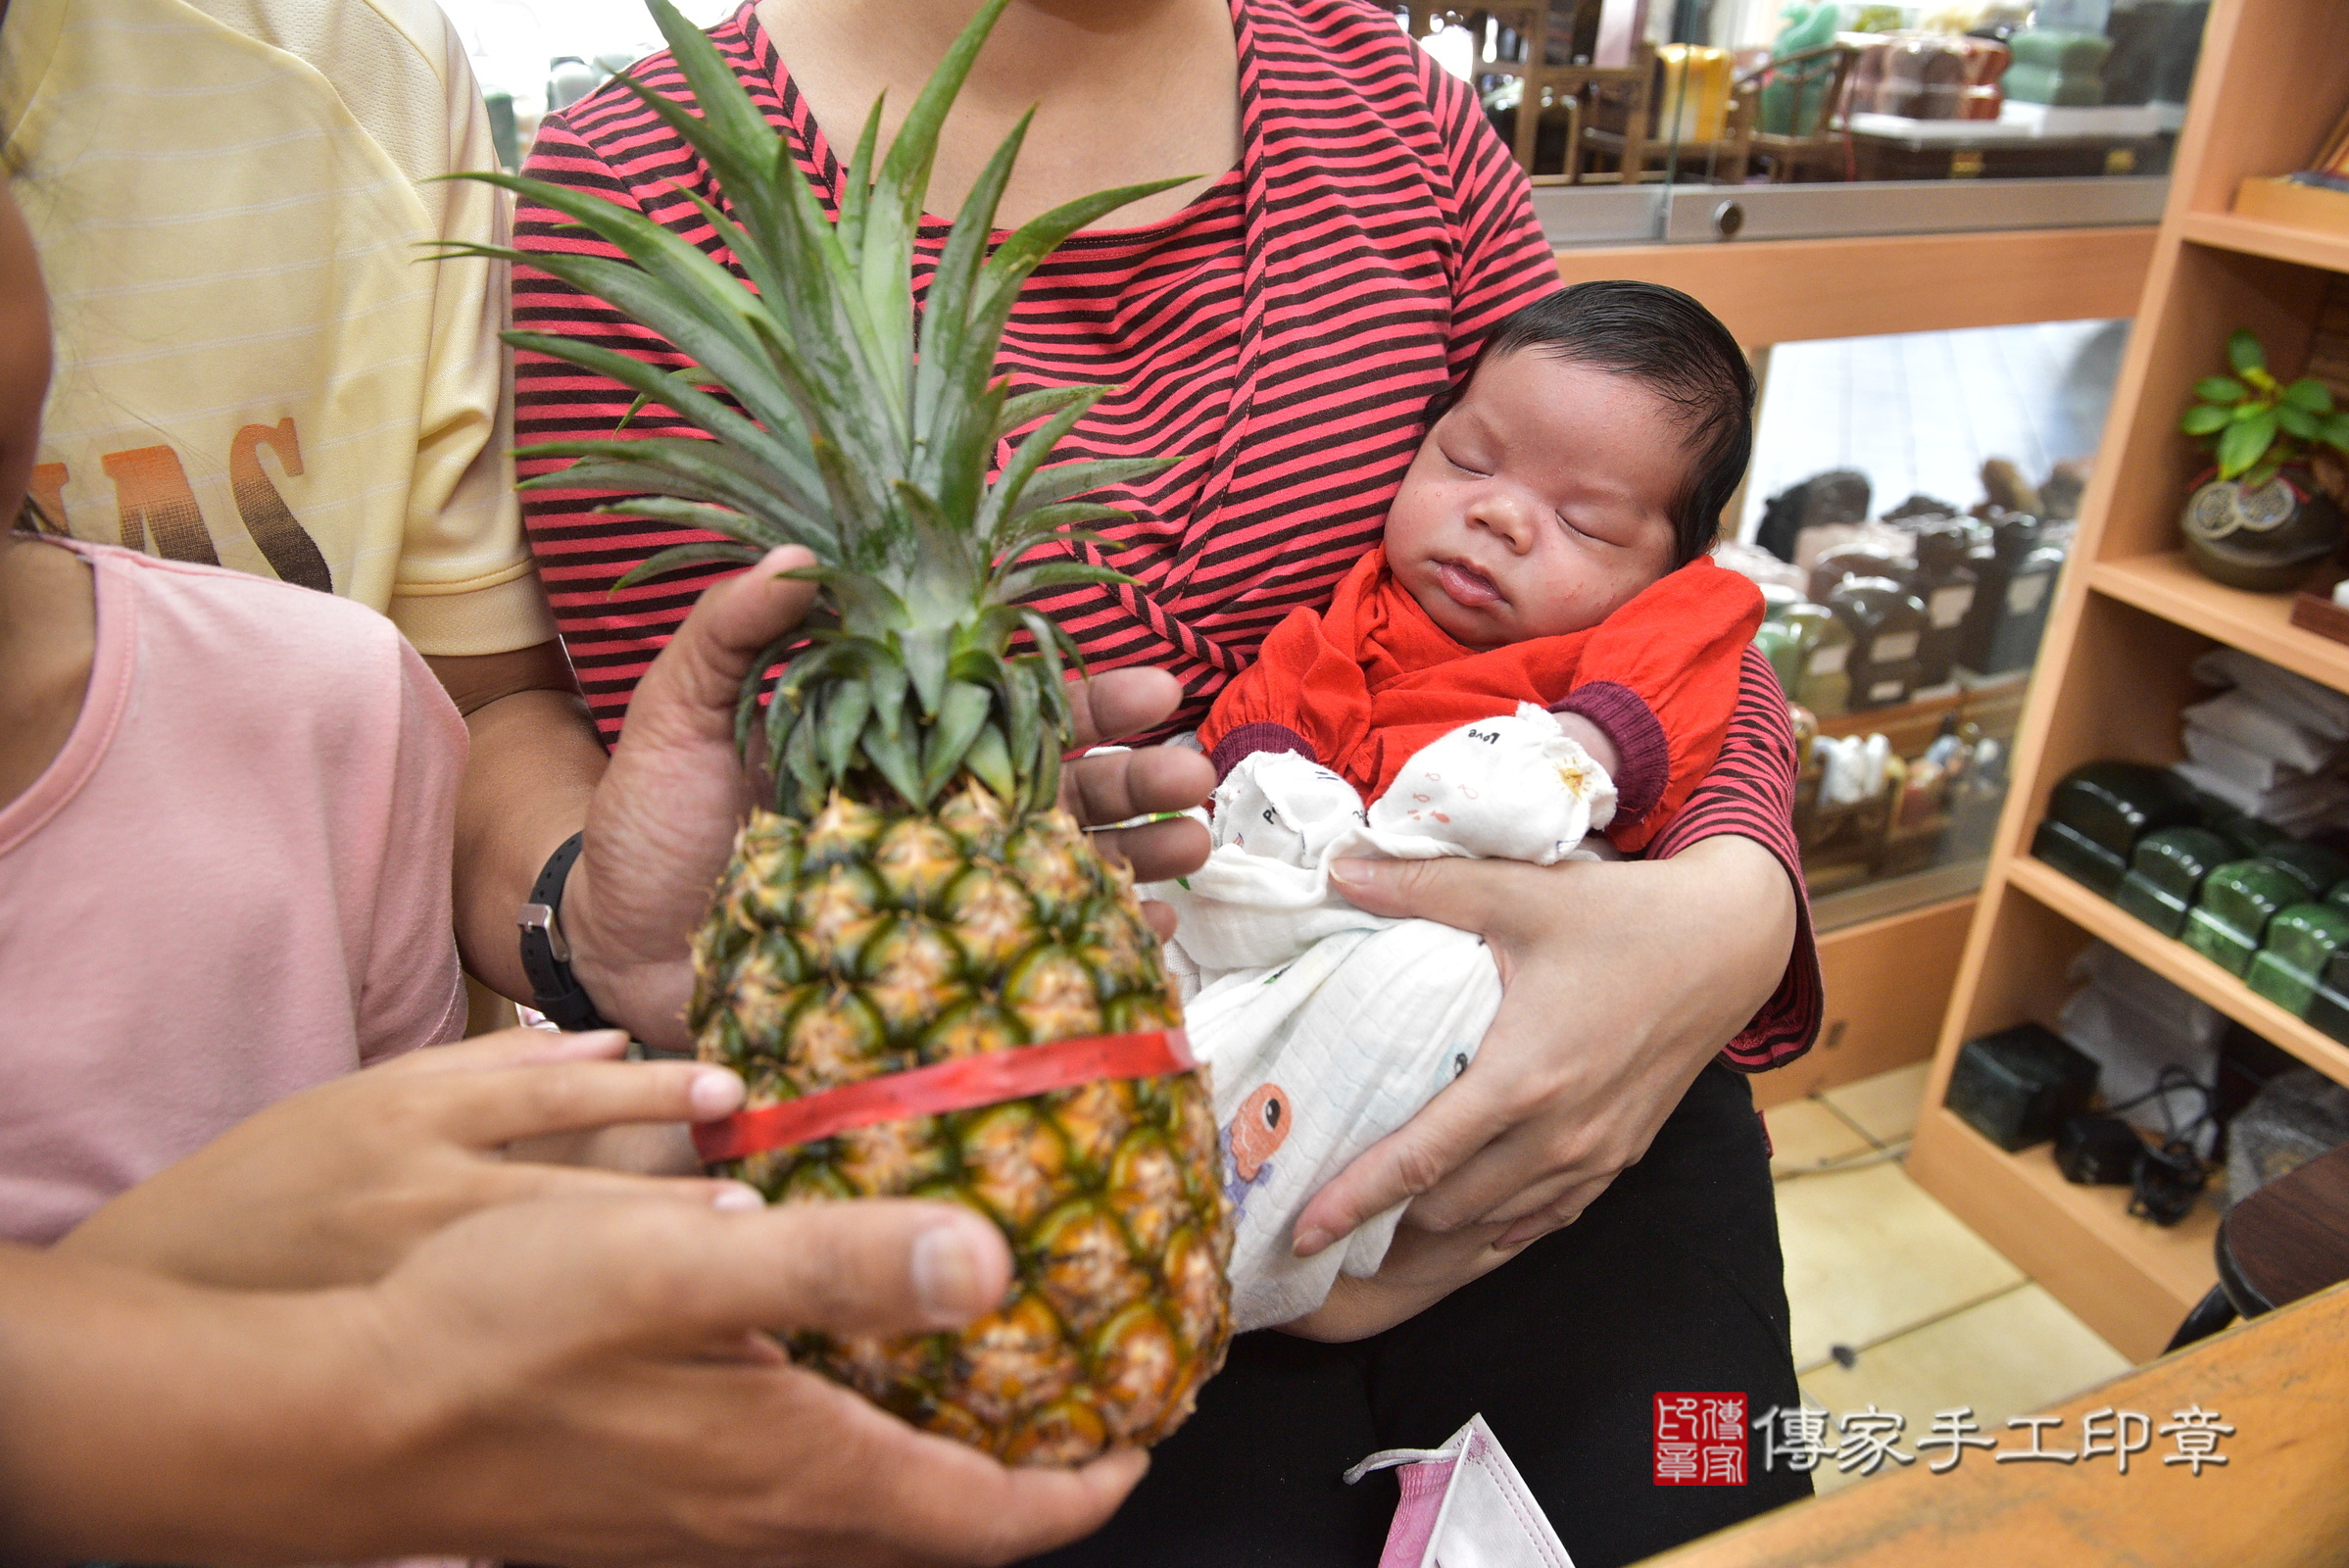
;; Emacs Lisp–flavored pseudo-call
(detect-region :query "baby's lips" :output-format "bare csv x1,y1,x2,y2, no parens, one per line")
1434,560,1504,608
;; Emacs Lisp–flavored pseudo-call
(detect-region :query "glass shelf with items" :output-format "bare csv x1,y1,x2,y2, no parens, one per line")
1399,0,2209,248
1710,314,2120,921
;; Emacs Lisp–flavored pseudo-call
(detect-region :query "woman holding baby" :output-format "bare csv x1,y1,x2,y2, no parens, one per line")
420,0,1826,1562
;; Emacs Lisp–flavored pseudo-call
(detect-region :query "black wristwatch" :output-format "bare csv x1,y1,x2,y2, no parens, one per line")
518,832,612,1032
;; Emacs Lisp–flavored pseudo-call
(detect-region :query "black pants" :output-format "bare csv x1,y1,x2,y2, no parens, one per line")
1027,1062,1812,1568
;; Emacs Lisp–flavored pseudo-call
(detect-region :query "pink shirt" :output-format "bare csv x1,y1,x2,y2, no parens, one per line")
0,541,467,1245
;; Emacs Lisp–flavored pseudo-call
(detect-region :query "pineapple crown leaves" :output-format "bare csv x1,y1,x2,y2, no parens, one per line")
434,0,1191,813
2181,327,2349,488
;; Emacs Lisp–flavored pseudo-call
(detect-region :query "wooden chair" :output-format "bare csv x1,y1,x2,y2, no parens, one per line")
1399,1,1648,181
1737,41,1861,183
1576,51,1756,187
2166,1140,2349,1352
1548,45,1658,184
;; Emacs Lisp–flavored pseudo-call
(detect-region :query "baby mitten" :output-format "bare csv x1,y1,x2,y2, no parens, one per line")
1209,752,1368,867
1366,703,1617,864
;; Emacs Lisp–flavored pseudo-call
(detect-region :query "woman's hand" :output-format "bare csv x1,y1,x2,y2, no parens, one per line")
361,1198,1145,1568
563,545,1214,1050
57,1028,758,1291
11,1199,1143,1568
1277,1217,1522,1344
1292,835,1794,1262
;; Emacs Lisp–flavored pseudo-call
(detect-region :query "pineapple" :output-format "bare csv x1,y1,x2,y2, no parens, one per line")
456,0,1232,1463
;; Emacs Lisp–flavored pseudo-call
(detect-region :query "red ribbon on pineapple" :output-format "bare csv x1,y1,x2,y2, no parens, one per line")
692,1027,1196,1162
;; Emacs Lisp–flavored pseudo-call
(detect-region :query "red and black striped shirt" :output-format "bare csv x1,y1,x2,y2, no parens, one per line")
511,0,1818,1069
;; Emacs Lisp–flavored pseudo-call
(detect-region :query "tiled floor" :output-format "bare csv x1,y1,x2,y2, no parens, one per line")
1765,1061,2136,1497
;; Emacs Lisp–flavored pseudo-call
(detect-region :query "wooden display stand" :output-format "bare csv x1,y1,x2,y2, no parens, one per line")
1909,0,2349,1365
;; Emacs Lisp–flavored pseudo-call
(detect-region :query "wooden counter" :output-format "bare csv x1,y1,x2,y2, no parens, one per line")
1638,1281,2349,1568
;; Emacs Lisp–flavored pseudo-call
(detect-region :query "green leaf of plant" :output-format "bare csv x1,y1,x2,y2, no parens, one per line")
2218,409,2278,479
2227,329,2268,375
1006,457,1175,521
781,693,822,810
2195,376,2248,404
818,683,873,779
856,0,1016,446
979,386,1107,541
902,625,952,719
2242,460,2282,491
966,178,1196,361
859,722,925,809
869,662,911,744
2322,412,2349,452
2277,403,2320,440
515,441,832,554
995,384,1096,440
918,680,995,799
995,561,1139,600
2181,403,2232,435
733,632,795,755
959,725,1017,802
912,109,1034,510
611,538,767,592
2283,378,2336,414
836,95,886,263
501,332,825,514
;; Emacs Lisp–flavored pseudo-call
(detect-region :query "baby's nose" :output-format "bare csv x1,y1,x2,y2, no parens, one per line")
1469,491,1538,549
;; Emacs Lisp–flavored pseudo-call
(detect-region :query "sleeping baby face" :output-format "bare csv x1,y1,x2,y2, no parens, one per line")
1383,349,1684,650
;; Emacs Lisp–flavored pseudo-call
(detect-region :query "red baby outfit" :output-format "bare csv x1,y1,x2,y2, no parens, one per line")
1197,549,1763,853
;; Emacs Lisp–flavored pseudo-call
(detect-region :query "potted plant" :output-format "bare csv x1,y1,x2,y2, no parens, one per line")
2178,328,2349,592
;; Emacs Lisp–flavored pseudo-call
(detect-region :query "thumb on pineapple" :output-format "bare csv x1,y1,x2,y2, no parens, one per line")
685,1199,1014,1337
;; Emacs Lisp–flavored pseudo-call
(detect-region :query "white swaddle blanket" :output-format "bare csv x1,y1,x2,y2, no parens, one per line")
1148,704,1616,1331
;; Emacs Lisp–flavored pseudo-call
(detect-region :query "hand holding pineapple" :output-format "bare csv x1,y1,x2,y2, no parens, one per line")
14,1190,1149,1567
555,544,1211,1054
453,0,1232,1464
54,1028,763,1291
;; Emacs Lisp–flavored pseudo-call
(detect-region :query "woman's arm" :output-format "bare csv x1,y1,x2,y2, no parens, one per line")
1302,836,1794,1245
1293,651,1812,1282
8,1199,1142,1568
427,642,611,1007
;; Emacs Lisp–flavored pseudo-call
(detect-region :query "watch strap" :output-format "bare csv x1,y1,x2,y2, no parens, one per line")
518,832,612,1032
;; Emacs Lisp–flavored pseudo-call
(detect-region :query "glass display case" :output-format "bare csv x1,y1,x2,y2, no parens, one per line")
1401,0,2206,247
1725,316,2125,921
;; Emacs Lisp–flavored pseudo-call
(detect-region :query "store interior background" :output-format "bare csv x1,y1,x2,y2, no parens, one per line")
1751,315,2134,1491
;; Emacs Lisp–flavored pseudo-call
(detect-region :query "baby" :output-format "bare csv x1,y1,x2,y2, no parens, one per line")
1153,280,1765,1331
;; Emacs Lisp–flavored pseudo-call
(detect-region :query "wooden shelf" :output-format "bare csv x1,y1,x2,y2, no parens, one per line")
2180,209,2349,277
1914,0,2349,1383
2088,551,2349,698
1910,1104,2218,1361
1549,226,2155,347
2006,856,2349,1085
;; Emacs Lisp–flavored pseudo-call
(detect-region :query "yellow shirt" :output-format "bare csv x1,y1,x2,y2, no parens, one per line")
1,0,555,656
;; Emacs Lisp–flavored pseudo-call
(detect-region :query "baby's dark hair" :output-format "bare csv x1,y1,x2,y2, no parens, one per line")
1453,280,1754,567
